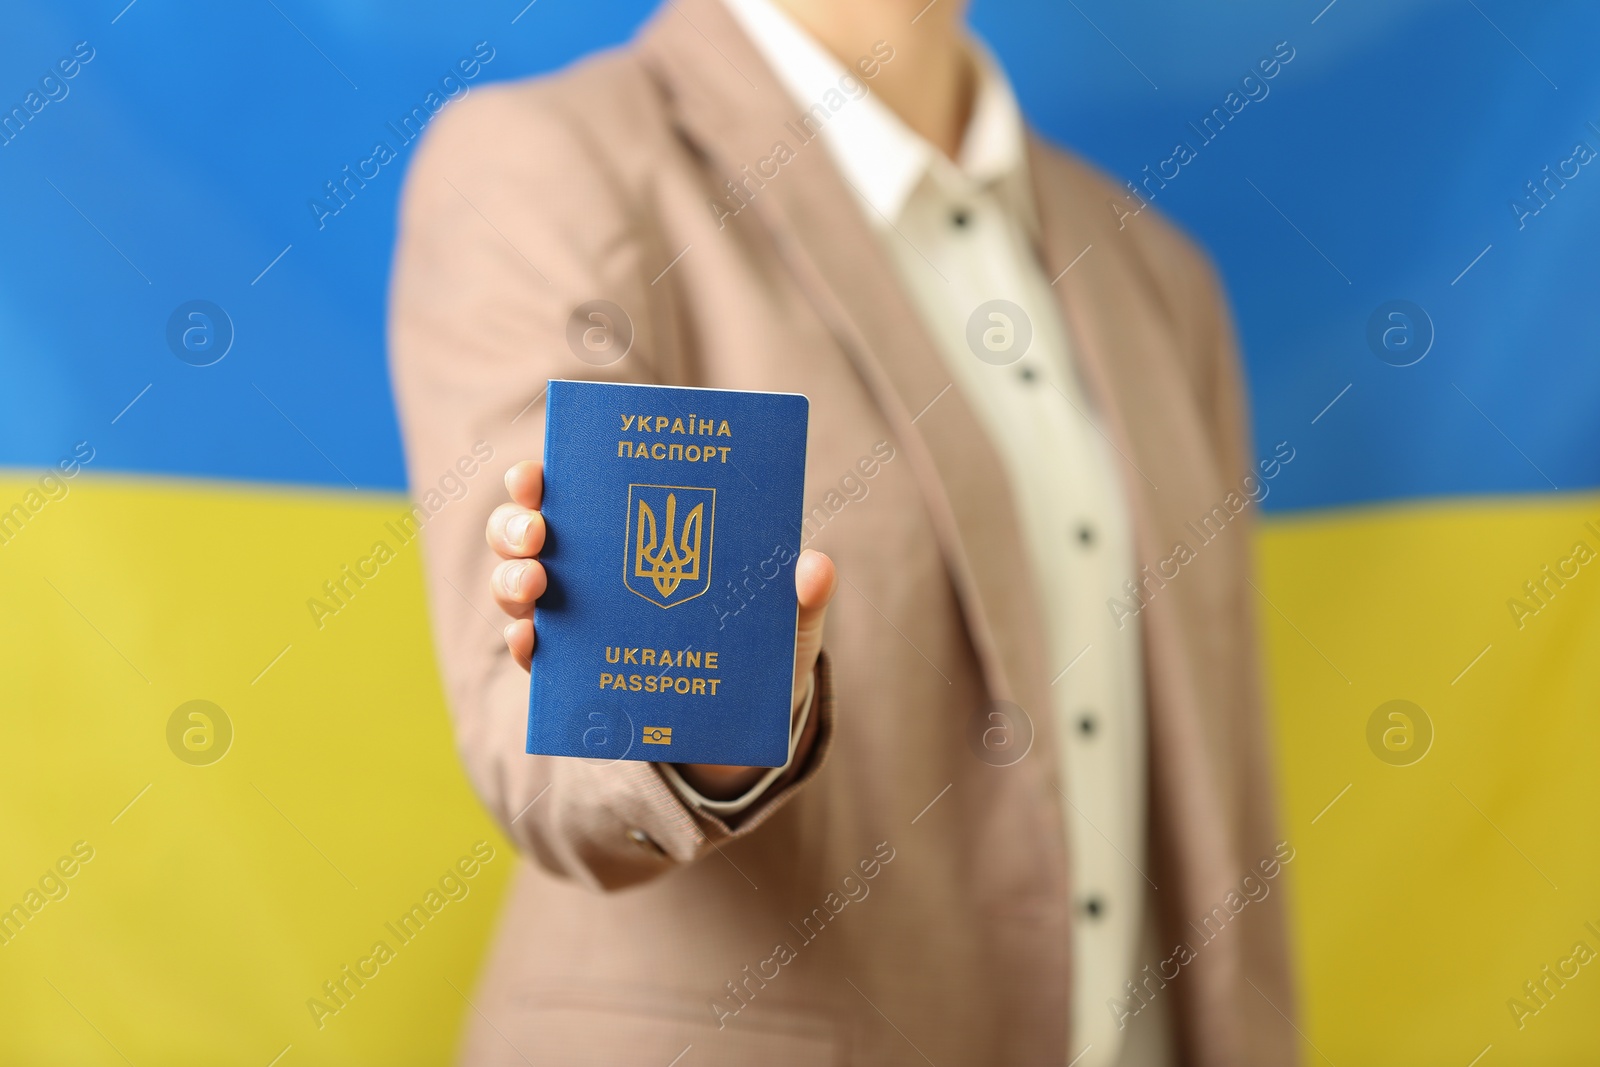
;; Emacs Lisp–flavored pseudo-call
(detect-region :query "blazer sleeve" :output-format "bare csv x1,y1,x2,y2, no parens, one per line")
1189,251,1302,1059
386,81,833,892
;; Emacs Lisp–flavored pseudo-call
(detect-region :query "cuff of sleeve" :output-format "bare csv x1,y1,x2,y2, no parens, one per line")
659,672,815,816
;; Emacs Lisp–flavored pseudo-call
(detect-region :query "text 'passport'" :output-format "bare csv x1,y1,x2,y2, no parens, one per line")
526,380,810,767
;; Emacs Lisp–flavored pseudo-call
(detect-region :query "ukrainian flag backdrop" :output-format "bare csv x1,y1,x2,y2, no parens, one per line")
2,1,1595,1063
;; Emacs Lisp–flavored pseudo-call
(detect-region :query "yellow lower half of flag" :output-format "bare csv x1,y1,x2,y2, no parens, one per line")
0,475,508,1066
0,474,1595,1063
1259,494,1600,1063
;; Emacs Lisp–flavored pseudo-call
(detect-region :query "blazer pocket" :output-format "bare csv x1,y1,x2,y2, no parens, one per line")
492,988,836,1067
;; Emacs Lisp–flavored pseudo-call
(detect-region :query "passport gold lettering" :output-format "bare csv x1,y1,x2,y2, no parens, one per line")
605,646,718,667
598,672,722,695
617,440,732,462
619,413,733,437
617,413,734,462
598,644,723,696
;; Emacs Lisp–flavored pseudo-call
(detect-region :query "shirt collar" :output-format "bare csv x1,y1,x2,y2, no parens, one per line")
721,0,1035,230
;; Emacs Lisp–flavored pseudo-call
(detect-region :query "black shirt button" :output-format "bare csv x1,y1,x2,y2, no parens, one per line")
1076,523,1095,546
1077,713,1098,737
1018,365,1037,383
1081,895,1106,920
951,208,970,228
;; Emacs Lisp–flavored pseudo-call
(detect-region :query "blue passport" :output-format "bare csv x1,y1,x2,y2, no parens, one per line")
527,380,810,767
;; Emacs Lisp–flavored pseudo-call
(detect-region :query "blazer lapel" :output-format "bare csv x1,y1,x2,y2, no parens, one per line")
1027,137,1243,1053
636,0,1056,740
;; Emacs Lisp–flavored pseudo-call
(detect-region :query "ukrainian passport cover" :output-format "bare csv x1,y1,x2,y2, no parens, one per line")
526,380,810,768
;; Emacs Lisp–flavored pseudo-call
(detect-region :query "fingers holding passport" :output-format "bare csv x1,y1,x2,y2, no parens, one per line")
502,618,535,671
504,459,542,510
489,461,548,670
489,502,545,559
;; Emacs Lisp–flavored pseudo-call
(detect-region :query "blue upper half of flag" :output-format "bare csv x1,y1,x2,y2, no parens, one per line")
1,0,1595,513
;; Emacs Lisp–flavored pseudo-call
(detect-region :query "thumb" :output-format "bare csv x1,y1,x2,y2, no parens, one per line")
796,549,836,630
793,549,836,705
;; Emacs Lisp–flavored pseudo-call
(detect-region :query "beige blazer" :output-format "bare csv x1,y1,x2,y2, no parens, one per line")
388,1,1297,1063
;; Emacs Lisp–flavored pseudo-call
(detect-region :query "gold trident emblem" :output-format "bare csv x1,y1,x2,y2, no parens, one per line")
634,492,704,598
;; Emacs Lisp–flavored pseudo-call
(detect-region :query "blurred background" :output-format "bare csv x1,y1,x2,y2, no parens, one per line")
2,0,1596,1063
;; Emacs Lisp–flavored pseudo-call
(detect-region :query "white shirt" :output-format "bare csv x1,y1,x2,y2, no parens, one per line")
707,2,1172,1062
